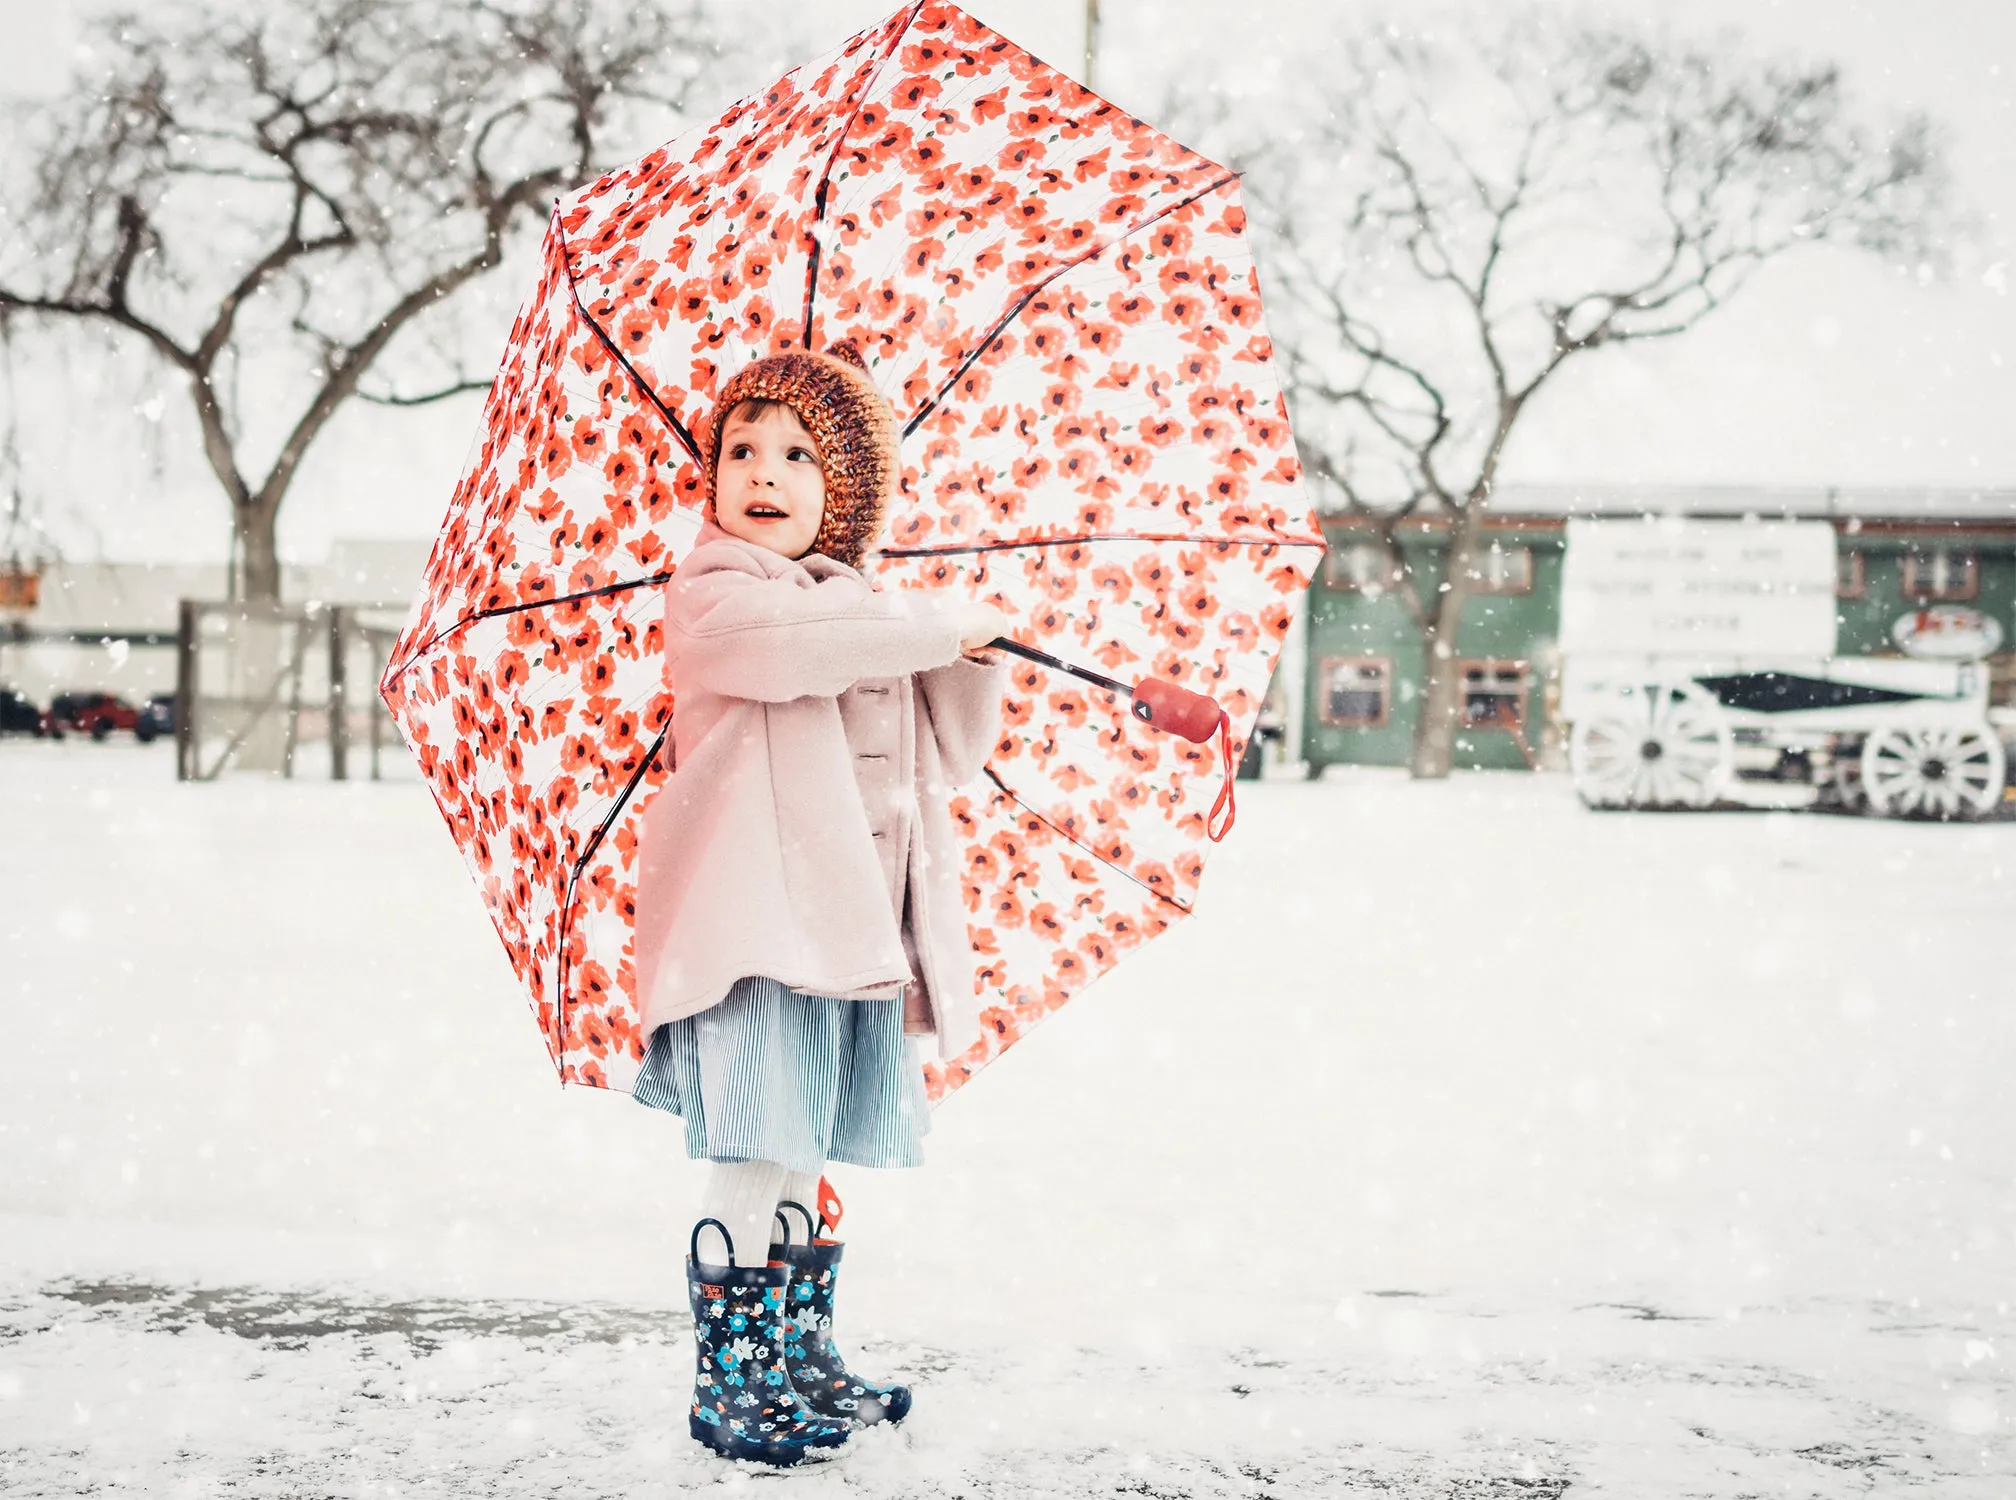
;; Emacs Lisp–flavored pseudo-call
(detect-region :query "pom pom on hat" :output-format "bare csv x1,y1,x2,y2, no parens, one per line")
823,338,871,374
705,340,897,569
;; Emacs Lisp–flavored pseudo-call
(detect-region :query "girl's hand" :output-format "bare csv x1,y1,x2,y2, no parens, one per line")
958,601,1015,656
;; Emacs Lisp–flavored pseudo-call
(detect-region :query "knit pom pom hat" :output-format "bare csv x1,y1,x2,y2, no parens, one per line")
705,341,898,570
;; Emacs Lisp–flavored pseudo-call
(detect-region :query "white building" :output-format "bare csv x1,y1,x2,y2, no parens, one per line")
0,540,430,707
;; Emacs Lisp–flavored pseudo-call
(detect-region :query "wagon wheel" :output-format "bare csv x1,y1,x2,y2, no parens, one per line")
1860,722,2005,820
1570,681,1733,810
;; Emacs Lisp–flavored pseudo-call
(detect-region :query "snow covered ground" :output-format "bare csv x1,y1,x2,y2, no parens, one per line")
2,740,2011,1497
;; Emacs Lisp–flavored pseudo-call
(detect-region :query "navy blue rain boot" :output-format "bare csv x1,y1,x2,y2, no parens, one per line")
686,1218,852,1466
770,1201,913,1428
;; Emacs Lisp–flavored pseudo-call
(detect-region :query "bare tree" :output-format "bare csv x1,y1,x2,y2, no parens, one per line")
1177,15,1950,776
0,0,720,600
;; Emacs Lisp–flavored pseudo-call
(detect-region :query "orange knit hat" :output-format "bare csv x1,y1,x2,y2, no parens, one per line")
704,341,898,570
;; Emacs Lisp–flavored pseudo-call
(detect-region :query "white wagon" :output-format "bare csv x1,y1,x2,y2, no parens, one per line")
1565,657,2002,817
1559,519,2007,819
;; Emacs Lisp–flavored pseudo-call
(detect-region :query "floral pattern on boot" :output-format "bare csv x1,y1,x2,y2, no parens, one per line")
686,1246,851,1466
774,1237,913,1427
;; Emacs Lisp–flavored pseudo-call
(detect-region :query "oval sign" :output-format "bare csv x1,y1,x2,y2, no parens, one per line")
1891,605,2005,660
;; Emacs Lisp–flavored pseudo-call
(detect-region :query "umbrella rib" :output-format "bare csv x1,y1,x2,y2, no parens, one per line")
391,521,1322,686
902,170,1240,441
388,524,1319,691
551,723,674,1075
802,0,932,348
383,572,675,691
470,573,674,624
389,521,1321,690
981,767,1194,917
557,233,705,467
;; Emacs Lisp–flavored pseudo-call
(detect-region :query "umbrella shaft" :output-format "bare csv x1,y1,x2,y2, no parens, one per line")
989,639,1131,699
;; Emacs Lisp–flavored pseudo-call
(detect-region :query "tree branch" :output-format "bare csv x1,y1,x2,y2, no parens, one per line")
251,224,513,516
357,376,495,406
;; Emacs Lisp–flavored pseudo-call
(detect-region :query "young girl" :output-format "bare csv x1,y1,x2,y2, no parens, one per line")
629,340,1010,1467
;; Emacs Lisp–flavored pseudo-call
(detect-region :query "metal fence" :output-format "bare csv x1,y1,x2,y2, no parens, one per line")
173,600,406,781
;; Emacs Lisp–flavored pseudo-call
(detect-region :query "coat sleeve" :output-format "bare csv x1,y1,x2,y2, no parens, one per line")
666,555,964,703
917,655,1010,785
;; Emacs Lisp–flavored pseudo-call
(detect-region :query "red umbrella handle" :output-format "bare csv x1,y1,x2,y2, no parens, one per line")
1129,678,1219,741
1133,679,1237,842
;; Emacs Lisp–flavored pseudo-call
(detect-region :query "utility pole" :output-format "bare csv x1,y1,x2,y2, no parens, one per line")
1083,0,1100,90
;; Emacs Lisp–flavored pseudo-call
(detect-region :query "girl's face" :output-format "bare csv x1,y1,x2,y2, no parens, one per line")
714,403,826,559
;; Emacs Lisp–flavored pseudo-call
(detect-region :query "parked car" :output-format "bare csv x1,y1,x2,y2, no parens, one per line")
0,686,59,737
136,693,176,743
50,691,143,741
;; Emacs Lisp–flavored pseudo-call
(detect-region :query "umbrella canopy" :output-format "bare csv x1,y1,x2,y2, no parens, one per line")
381,0,1323,1102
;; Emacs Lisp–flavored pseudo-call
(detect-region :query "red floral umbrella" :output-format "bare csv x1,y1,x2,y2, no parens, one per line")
381,0,1323,1103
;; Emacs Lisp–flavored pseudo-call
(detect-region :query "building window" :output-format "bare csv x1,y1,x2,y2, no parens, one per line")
1320,656,1390,727
1835,550,1866,599
1324,542,1398,594
1464,543,1533,595
1458,659,1528,732
1901,547,1978,602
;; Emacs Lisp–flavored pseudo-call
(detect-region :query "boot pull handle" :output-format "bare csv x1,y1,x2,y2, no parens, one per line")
777,1199,818,1245
690,1216,738,1268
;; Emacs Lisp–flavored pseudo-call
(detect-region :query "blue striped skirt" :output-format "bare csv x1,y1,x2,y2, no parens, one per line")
632,976,929,1176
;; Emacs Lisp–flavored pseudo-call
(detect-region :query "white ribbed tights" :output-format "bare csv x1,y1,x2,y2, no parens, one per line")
694,1160,833,1267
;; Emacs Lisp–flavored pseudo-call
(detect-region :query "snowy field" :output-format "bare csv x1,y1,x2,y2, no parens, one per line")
1,739,2012,1497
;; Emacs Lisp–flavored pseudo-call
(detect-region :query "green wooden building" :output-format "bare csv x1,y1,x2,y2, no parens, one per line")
1298,486,2016,774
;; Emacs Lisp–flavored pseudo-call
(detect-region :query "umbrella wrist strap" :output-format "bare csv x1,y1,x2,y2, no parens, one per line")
1207,712,1236,842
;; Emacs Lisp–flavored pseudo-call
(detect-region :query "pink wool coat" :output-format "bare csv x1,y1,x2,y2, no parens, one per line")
632,522,1008,1062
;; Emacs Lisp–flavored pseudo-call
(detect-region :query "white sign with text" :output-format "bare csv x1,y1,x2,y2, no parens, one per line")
1560,518,1837,658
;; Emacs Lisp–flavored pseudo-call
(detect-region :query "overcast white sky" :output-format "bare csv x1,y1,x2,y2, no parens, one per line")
1,0,2011,566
